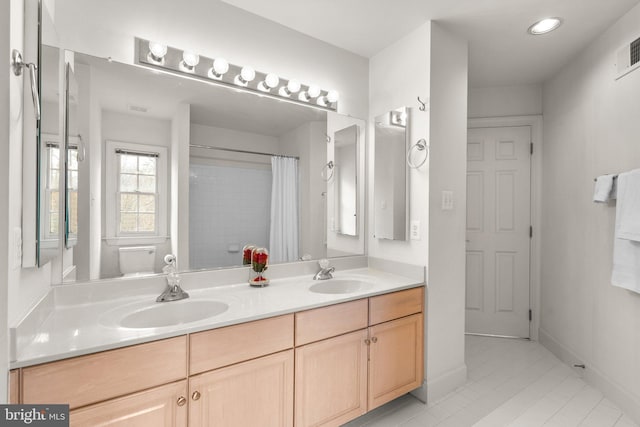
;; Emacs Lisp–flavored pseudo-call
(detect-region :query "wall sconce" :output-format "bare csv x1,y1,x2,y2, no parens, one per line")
180,51,199,72
258,73,280,92
134,37,339,111
208,58,229,80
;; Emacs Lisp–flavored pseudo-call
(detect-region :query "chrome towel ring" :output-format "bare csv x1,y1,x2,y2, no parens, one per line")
407,139,428,169
321,161,335,181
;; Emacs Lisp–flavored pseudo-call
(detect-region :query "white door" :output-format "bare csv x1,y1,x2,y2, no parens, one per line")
465,126,531,338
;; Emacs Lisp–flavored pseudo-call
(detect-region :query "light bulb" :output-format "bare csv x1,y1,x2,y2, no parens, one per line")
148,41,167,62
265,73,280,89
241,66,255,82
213,58,229,75
279,79,301,97
326,90,339,103
209,57,229,79
181,51,200,71
307,85,321,98
235,66,256,86
287,80,301,94
259,73,280,92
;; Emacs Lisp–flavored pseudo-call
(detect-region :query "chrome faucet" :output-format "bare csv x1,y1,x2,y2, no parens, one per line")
157,254,189,302
313,259,335,280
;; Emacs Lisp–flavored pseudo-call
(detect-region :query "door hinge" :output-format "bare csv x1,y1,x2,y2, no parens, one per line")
529,309,532,322
529,226,533,238
530,142,533,155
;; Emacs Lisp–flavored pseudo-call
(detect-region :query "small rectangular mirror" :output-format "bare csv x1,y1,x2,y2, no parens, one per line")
37,45,62,265
374,107,409,240
333,124,359,236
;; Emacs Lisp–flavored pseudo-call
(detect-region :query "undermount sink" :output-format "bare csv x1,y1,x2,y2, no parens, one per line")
105,299,229,329
309,279,373,294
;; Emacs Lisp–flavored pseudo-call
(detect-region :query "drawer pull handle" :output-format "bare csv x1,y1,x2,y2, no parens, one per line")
192,391,201,401
177,396,187,406
371,337,378,343
364,338,371,345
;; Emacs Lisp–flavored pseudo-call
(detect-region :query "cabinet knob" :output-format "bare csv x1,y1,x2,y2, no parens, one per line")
192,391,201,401
177,396,187,406
364,338,371,345
371,337,378,343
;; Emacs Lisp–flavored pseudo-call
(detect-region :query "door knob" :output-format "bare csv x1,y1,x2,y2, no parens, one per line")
371,337,378,343
364,338,371,345
177,396,187,406
192,391,201,401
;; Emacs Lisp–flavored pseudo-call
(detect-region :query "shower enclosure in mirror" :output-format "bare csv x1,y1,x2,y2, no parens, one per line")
374,107,410,241
45,49,366,283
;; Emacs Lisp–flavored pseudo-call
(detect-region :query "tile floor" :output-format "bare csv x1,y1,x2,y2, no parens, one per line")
344,335,639,427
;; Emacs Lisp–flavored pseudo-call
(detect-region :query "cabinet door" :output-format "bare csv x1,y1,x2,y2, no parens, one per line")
189,350,293,427
368,313,423,410
70,380,188,427
295,329,368,427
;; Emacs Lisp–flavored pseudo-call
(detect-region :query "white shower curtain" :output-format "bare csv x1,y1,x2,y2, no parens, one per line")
269,156,299,263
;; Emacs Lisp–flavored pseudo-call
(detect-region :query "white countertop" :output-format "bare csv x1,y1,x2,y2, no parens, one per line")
12,268,423,368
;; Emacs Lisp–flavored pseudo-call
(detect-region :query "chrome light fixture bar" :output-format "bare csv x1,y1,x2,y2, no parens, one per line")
134,38,339,112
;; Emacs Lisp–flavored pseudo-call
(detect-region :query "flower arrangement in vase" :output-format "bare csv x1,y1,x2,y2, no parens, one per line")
249,247,270,287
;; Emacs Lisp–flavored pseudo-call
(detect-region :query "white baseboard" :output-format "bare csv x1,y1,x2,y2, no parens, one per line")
411,363,468,404
539,328,640,425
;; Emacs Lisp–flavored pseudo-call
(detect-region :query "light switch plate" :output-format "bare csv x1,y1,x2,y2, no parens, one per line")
441,191,454,211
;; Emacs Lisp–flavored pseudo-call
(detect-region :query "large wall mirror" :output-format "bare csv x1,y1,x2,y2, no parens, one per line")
374,107,410,240
37,48,366,283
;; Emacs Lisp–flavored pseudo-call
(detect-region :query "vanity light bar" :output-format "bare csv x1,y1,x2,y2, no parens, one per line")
134,38,339,112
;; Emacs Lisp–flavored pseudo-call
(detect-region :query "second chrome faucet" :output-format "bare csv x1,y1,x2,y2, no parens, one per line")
157,254,189,302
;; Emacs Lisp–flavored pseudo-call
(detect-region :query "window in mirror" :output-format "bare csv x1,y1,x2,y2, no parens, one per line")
42,137,60,240
105,141,168,243
66,144,79,240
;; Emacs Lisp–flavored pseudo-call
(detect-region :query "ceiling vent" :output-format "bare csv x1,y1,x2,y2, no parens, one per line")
615,36,640,80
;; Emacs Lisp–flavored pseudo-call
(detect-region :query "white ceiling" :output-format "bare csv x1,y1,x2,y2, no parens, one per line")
221,0,640,87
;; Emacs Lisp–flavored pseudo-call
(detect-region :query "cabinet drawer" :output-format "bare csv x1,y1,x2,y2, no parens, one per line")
295,299,368,346
22,336,187,410
190,314,293,375
369,287,424,325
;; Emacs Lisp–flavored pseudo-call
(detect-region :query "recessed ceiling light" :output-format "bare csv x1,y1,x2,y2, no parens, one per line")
528,17,563,35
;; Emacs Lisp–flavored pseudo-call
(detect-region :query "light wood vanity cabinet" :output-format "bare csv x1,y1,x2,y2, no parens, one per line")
14,287,424,427
294,287,424,427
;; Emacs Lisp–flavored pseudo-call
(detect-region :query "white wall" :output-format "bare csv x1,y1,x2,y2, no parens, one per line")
424,22,469,402
540,4,640,422
99,110,173,278
368,23,431,266
50,0,369,119
468,84,542,118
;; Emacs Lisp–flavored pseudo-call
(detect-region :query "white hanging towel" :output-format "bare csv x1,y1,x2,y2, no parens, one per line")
593,174,616,202
611,169,640,294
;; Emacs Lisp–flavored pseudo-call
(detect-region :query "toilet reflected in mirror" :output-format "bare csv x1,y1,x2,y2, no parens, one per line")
118,246,156,277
